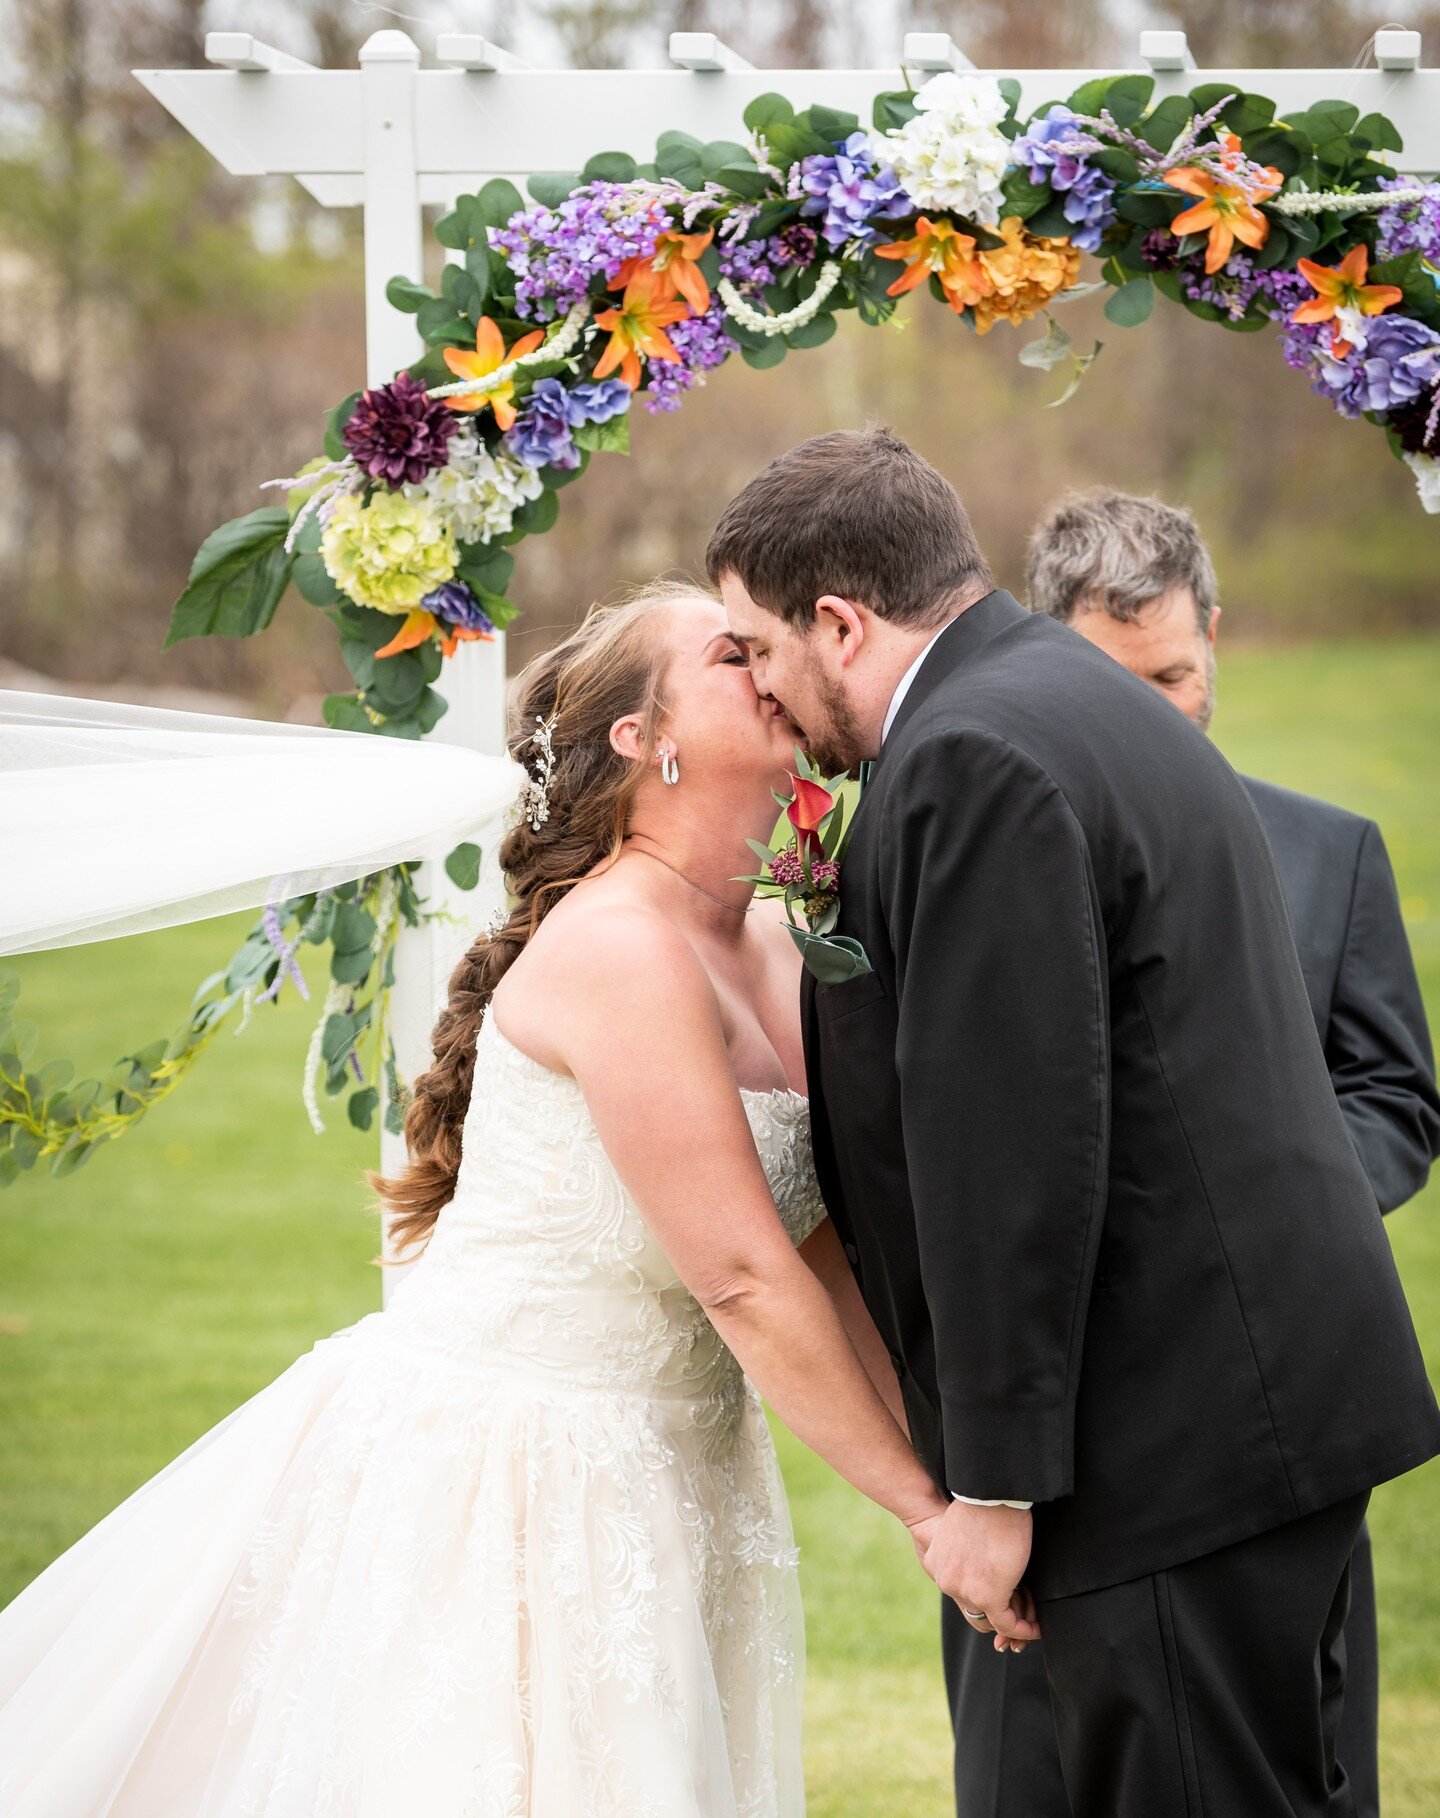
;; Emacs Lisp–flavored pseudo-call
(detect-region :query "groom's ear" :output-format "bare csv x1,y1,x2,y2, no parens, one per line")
815,596,866,668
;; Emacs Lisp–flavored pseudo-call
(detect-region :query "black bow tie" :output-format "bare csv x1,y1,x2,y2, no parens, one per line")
858,759,876,791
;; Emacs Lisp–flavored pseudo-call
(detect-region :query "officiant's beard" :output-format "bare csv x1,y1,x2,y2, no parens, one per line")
802,669,869,777
1195,645,1217,735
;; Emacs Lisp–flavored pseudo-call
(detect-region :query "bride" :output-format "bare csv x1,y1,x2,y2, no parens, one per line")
0,581,956,1817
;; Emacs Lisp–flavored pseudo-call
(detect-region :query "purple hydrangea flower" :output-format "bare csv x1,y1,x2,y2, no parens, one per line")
567,377,631,424
796,132,912,251
1313,312,1440,417
1011,105,1118,254
504,378,584,469
503,375,633,469
1375,175,1440,264
422,581,496,634
492,182,667,322
643,303,738,414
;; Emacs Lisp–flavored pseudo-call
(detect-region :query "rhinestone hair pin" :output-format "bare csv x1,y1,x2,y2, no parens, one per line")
518,710,558,834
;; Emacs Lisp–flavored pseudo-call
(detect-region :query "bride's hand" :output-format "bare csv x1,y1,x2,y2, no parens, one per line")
901,1501,950,1570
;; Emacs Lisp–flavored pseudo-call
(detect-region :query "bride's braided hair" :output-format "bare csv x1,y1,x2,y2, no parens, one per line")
371,581,704,1260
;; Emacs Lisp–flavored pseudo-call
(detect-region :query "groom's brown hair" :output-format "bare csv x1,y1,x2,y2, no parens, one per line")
705,426,993,630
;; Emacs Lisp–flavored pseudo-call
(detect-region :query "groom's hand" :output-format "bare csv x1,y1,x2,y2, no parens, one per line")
921,1501,1041,1650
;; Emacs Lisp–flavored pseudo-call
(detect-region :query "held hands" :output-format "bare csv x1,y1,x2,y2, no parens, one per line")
905,1500,1041,1653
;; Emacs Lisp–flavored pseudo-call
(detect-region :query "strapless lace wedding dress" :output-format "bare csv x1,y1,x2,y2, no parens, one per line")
0,1014,826,1817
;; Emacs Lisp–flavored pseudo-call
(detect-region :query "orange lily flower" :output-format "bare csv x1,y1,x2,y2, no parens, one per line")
437,621,494,659
1291,244,1404,357
1164,137,1282,275
613,228,714,315
874,217,994,314
787,773,834,858
441,316,546,430
592,273,690,390
375,609,440,659
375,611,496,660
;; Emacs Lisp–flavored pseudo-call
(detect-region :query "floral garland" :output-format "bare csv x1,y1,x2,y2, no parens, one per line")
166,70,1440,746
12,71,1438,1188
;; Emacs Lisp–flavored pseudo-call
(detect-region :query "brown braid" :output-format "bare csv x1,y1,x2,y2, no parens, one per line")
369,580,708,1261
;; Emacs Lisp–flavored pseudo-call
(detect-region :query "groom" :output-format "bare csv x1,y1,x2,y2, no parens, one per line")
707,427,1440,1817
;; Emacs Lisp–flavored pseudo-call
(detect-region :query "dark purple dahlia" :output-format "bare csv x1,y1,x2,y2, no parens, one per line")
343,372,458,485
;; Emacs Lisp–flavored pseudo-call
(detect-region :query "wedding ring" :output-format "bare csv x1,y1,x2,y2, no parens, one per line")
961,1608,987,1622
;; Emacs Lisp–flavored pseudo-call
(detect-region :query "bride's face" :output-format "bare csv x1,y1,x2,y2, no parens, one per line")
656,596,802,792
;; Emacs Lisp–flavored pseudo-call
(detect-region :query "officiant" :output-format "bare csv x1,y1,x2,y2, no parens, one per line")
941,486,1440,1818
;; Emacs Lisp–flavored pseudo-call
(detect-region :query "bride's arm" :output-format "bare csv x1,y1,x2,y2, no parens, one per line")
799,1221,910,1435
529,904,946,1539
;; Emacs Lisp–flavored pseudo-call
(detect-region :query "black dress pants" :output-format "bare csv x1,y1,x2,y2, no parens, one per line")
943,1495,1371,1818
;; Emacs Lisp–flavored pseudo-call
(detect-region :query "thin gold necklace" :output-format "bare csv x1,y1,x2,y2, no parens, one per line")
625,841,754,915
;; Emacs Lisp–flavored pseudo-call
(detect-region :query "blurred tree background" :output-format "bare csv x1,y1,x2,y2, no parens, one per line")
2,0,1438,720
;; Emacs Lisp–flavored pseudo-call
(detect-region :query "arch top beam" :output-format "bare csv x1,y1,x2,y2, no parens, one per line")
134,60,1440,178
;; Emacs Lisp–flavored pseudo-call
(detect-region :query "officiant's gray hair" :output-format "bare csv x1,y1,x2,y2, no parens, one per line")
1027,489,1217,631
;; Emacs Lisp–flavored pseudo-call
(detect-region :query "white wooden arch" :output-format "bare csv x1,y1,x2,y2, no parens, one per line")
134,26,1440,1269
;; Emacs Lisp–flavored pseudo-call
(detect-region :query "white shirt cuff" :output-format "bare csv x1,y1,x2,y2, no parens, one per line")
952,1492,1033,1511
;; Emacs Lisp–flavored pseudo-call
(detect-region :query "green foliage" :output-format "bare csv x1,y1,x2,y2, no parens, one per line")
1104,278,1155,328
163,509,293,648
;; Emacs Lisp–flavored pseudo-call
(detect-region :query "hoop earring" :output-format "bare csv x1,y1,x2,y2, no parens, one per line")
660,748,680,787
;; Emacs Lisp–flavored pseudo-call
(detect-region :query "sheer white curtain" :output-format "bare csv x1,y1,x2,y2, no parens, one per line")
0,692,524,956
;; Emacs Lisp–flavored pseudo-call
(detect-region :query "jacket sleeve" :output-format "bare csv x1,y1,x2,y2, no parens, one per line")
1326,820,1440,1214
877,729,1110,1504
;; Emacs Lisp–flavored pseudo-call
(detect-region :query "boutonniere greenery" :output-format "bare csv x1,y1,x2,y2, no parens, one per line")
739,750,874,984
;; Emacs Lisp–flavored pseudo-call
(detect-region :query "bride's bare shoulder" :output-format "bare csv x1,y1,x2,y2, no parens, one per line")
512,883,714,1016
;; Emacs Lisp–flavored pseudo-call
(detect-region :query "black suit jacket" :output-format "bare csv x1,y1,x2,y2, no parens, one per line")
801,590,1440,1600
1243,776,1440,1215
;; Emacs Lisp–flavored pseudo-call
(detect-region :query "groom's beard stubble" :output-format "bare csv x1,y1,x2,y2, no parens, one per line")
802,667,870,777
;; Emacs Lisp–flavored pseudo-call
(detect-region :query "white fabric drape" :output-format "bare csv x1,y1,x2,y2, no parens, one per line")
0,691,524,956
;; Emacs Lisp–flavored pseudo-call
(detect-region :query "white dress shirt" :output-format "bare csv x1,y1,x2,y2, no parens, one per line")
880,623,951,745
878,619,1033,1513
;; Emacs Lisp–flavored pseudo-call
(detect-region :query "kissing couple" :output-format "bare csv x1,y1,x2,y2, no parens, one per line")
1,427,1436,1818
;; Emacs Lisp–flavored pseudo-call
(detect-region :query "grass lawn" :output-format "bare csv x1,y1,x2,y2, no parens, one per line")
2,637,1438,1813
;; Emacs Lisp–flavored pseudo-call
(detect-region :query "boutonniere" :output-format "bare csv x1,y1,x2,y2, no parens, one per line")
738,749,873,984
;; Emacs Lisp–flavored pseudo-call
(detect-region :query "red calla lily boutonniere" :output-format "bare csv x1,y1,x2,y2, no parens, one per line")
737,749,873,984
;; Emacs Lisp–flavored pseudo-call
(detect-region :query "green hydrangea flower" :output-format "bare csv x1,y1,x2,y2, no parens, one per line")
320,490,458,613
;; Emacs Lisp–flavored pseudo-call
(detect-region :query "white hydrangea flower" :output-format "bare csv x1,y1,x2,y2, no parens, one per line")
874,73,1012,226
403,423,544,544
1403,451,1440,513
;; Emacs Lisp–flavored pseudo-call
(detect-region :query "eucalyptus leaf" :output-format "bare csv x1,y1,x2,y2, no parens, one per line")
445,842,483,890
527,172,579,209
323,391,361,461
583,150,637,185
1018,316,1073,370
741,338,788,370
743,92,795,132
348,1086,379,1132
1103,278,1155,328
385,275,433,315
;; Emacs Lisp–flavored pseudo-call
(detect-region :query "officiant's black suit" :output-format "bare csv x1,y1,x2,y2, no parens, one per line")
939,770,1440,1818
800,589,1440,1815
